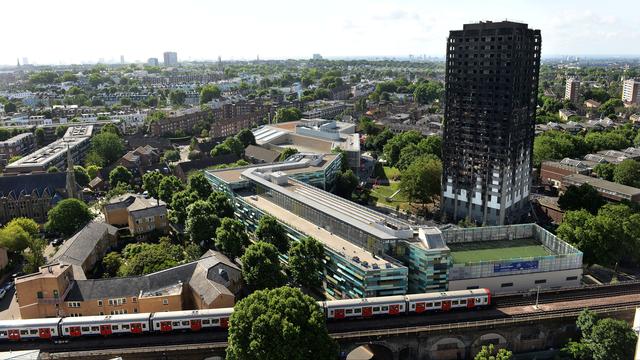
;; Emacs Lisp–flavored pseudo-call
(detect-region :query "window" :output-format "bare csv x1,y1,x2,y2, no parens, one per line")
381,306,388,311
122,325,130,330
211,318,219,324
566,276,578,281
534,279,546,284
345,309,353,314
20,330,28,335
67,302,81,308
452,300,459,305
163,299,169,305
142,324,146,328
426,303,433,308
466,286,479,290
0,331,6,336
434,302,441,307
172,321,180,326
182,321,189,326
30,329,37,335
132,297,137,303
91,326,99,331
354,308,361,314
372,307,380,312
37,291,43,299
202,319,210,325
501,283,513,288
111,325,119,330
81,327,90,332
133,308,138,313
97,300,103,307
53,290,59,299
460,299,467,305
99,312,104,316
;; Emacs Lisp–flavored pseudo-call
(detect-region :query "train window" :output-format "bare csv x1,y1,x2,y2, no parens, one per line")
30,330,37,335
329,311,333,315
345,309,353,314
65,328,69,333
476,298,481,303
0,331,6,336
411,304,415,309
426,303,433,308
20,330,28,335
501,283,513,288
381,306,388,311
354,308,361,314
81,327,89,332
460,299,467,304
122,325,130,330
373,307,380,312
142,324,146,328
452,300,458,305
211,319,219,324
111,325,119,330
91,326,99,331
181,321,189,326
534,279,546,284
434,302,441,307
202,319,211,325
172,321,180,326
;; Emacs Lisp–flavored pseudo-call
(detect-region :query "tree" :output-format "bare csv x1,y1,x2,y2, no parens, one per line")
188,172,213,199
274,107,302,123
84,151,105,167
255,215,289,253
208,191,235,219
226,287,337,360
23,237,46,274
73,165,91,187
474,344,512,360
589,318,637,360
6,218,39,238
91,131,125,165
288,237,324,289
100,123,120,135
240,242,286,291
163,149,180,162
599,98,623,116
399,155,442,210
45,198,93,236
413,81,444,104
55,125,68,139
8,155,22,164
200,84,222,104
236,128,256,148
142,171,164,198
185,200,220,247
533,131,586,167
35,128,45,146
169,90,186,106
0,223,31,252
102,252,123,277
593,163,616,181
613,159,640,187
558,183,604,214
86,165,101,179
109,166,133,188
335,169,358,199
158,175,185,203
169,190,197,225
215,218,249,259
279,147,298,161
118,239,184,276
3,102,17,113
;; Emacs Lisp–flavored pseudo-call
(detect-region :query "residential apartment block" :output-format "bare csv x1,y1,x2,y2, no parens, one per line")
622,79,640,105
103,194,168,236
0,132,35,166
564,78,580,103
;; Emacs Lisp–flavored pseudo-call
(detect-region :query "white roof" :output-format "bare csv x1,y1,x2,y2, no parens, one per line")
325,295,406,309
150,308,233,321
405,289,489,301
60,313,150,325
0,318,61,329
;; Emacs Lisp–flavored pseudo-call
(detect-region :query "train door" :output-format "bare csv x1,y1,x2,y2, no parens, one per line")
441,300,451,311
389,304,400,315
7,329,20,341
130,323,143,334
467,298,475,309
100,324,112,336
160,321,172,332
362,307,373,317
69,326,81,337
38,328,51,339
415,302,426,313
190,319,202,331
220,318,229,328
334,309,345,319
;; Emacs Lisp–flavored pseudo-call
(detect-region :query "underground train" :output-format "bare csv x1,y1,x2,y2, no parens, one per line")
0,288,490,341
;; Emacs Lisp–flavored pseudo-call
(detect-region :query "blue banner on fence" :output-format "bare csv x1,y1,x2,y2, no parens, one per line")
494,260,539,273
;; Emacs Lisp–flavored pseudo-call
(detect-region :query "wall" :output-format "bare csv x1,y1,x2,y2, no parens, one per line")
448,268,583,294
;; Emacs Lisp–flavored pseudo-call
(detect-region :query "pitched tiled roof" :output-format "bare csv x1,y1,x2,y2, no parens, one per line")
0,172,67,197
50,222,118,267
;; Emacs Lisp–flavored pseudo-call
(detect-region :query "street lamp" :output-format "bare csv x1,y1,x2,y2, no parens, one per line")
533,286,540,310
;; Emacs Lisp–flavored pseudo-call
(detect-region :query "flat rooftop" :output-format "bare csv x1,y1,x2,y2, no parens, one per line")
5,136,88,169
448,238,553,264
244,195,394,269
563,173,640,197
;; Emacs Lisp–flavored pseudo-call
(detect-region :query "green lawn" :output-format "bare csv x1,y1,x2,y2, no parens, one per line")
383,166,400,181
449,239,553,264
370,182,410,210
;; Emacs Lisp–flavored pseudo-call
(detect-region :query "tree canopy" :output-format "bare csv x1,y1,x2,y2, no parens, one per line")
142,171,164,198
188,172,213,199
226,287,337,360
45,198,93,236
279,147,298,161
240,241,286,291
208,191,235,219
255,215,289,253
185,200,220,247
558,183,604,214
109,166,133,188
613,159,640,187
274,107,302,123
287,236,325,290
199,84,222,104
236,128,256,148
158,175,185,203
90,131,125,165
215,218,249,259
399,155,442,209
474,344,512,360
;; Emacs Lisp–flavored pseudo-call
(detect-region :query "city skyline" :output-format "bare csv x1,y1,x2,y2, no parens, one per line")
2,0,639,65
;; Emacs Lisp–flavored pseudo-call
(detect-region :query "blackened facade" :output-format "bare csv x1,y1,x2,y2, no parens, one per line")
442,21,541,225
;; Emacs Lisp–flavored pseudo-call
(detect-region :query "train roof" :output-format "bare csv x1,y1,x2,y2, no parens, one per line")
150,308,233,321
405,289,490,301
0,318,61,329
325,295,406,308
60,313,151,325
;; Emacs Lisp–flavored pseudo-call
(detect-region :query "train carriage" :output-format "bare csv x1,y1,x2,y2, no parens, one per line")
150,308,233,332
60,313,151,337
406,288,491,313
325,295,406,319
0,318,61,341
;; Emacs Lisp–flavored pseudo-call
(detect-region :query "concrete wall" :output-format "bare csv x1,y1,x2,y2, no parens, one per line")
448,268,583,294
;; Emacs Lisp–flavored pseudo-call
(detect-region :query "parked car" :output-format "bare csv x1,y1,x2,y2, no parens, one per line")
52,238,63,247
2,282,14,292
0,289,6,300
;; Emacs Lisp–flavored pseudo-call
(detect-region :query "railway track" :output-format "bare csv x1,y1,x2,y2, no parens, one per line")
493,281,640,308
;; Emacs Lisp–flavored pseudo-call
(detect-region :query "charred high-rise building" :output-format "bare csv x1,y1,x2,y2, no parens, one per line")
441,21,541,225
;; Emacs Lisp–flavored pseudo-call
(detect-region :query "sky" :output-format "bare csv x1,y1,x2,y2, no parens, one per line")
1,0,639,65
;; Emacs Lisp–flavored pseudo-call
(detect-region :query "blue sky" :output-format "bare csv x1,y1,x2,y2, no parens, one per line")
2,0,638,65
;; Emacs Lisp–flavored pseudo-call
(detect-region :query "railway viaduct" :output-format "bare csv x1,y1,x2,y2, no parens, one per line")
335,304,636,360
